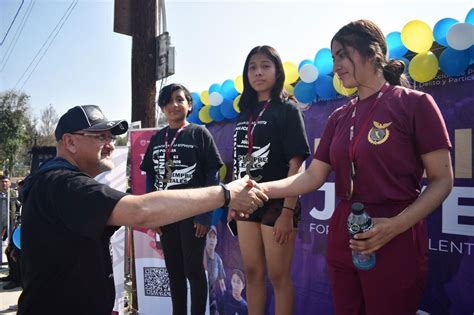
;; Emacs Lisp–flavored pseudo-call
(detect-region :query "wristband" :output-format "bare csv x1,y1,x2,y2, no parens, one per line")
282,206,295,213
219,182,231,208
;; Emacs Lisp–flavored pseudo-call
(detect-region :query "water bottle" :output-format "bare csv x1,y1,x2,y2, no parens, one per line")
347,202,376,270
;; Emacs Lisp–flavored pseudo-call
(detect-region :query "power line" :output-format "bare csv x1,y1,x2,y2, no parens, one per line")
0,0,36,71
14,0,78,91
0,0,25,46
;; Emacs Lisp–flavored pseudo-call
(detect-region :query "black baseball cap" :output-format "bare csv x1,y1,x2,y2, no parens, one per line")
55,105,129,141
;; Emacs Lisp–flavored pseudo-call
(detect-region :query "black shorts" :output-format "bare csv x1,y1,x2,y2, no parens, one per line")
236,198,301,228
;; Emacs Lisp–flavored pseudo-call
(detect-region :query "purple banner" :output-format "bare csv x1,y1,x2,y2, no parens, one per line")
206,66,474,315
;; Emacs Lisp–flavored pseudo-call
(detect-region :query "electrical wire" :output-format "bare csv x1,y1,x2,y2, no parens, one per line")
0,0,25,46
14,0,78,91
0,0,36,71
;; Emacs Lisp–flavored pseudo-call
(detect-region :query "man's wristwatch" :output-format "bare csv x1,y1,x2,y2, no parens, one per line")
219,182,231,208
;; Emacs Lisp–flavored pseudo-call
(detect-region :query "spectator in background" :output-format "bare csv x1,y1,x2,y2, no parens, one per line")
0,175,21,290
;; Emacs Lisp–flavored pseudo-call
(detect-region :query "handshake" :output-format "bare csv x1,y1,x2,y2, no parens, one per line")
225,175,269,218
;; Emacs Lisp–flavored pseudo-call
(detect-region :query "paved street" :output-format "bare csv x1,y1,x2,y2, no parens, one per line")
0,241,21,314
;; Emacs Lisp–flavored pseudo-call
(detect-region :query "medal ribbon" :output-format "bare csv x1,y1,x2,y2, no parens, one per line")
164,122,188,160
247,100,270,154
349,82,390,163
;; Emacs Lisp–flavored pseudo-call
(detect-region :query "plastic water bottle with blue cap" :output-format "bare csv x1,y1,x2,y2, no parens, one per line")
347,202,376,270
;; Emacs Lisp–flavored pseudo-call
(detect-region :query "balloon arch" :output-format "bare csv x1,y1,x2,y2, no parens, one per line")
186,8,474,124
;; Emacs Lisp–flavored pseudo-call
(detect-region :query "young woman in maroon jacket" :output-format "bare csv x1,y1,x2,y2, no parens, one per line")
259,20,453,315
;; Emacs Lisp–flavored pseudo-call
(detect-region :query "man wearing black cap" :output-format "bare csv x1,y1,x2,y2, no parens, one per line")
17,105,267,314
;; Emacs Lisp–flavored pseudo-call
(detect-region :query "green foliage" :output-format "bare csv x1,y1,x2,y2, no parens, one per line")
0,90,31,175
115,134,129,146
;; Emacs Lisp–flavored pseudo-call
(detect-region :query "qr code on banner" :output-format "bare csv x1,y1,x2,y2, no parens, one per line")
143,267,171,297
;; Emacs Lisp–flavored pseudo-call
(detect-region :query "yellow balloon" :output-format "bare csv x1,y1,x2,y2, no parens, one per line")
198,106,213,123
233,95,241,113
219,164,227,181
401,20,434,53
284,83,294,96
283,61,299,84
333,74,357,96
409,52,439,83
235,75,244,93
200,91,210,106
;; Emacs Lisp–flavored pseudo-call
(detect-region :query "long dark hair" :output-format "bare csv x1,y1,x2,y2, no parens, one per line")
239,45,287,113
157,83,194,115
331,19,410,87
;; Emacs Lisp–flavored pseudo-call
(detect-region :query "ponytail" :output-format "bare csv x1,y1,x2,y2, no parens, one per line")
383,59,411,88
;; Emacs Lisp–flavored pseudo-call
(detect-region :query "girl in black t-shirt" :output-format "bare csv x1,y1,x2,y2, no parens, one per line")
232,45,310,315
141,83,223,315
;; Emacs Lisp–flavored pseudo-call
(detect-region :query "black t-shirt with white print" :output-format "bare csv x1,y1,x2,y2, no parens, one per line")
141,123,223,192
18,169,126,315
233,99,310,186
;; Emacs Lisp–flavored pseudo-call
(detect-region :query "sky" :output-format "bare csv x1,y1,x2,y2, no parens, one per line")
0,0,472,123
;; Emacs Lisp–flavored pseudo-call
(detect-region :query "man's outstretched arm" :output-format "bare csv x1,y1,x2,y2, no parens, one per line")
108,176,268,228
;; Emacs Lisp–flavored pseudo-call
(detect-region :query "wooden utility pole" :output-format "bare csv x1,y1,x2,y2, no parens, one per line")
131,0,157,128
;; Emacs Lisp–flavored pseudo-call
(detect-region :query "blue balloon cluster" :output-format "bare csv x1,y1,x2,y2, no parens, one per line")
293,74,337,103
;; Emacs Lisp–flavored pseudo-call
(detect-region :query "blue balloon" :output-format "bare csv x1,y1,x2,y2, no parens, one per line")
221,79,239,99
13,225,21,250
439,47,470,76
433,18,459,47
314,48,333,75
314,75,336,100
220,98,239,119
191,92,202,107
210,105,225,122
470,45,474,65
192,100,204,112
209,83,221,94
298,59,314,71
187,108,203,124
466,8,474,25
294,81,316,103
386,32,408,59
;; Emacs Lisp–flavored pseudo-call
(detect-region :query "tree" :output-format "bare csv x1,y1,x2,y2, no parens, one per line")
37,104,58,146
0,90,30,176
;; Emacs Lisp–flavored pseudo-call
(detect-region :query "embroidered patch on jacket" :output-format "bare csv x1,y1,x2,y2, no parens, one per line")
368,121,392,145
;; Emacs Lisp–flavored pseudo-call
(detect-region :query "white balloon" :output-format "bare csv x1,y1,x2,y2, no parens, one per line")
446,22,474,50
208,92,224,106
299,63,319,83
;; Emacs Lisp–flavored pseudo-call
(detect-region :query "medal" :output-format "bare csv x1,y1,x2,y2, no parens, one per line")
162,159,174,183
244,153,262,181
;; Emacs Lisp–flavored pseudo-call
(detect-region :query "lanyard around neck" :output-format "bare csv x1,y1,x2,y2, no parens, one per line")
247,100,270,154
164,122,188,160
348,82,390,162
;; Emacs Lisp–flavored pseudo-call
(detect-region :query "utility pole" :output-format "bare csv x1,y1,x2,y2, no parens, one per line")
131,0,157,128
